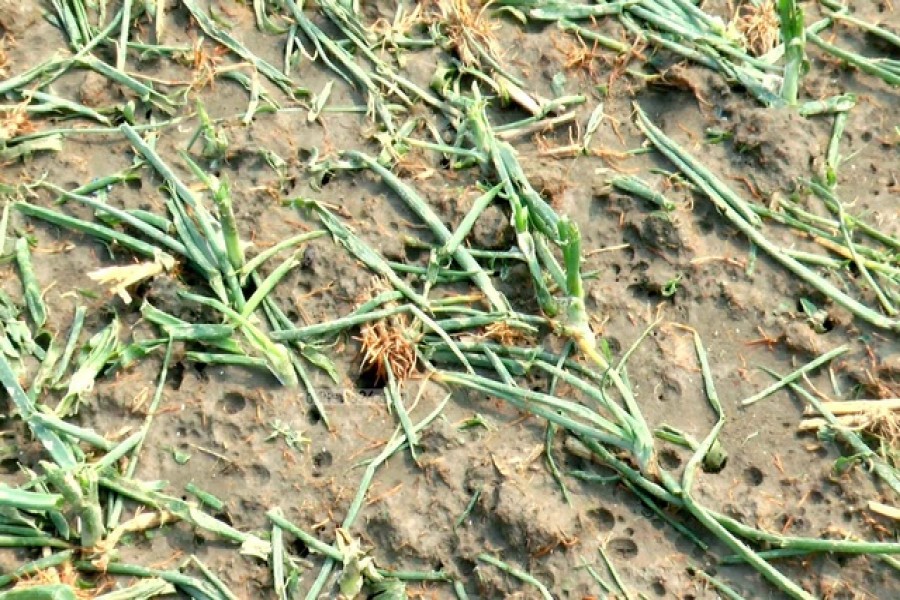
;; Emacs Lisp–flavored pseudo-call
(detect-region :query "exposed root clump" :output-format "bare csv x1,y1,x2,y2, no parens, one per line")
355,282,420,385
733,0,780,57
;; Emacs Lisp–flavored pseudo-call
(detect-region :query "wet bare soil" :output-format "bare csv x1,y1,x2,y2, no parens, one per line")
1,1,899,598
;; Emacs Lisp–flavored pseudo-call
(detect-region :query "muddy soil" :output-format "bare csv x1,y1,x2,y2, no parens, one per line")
1,1,898,599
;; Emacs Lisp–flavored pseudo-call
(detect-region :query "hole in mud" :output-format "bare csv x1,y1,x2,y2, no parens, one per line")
788,516,808,532
21,547,43,561
34,331,52,353
0,458,18,474
241,278,258,301
627,283,663,303
301,245,317,269
743,466,764,486
130,279,152,303
291,538,310,557
405,246,426,263
252,464,270,483
438,156,451,170
169,362,186,390
214,511,233,526
562,452,588,471
176,266,212,294
809,489,825,504
307,407,322,425
313,450,333,473
319,171,334,187
356,362,387,391
652,581,666,596
608,537,638,560
220,392,247,415
795,296,832,318
603,337,621,354
659,448,683,470
659,380,681,402
704,454,727,474
588,507,616,532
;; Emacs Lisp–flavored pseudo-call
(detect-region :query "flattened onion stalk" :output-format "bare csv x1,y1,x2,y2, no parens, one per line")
777,0,807,105
555,218,656,475
14,238,47,329
57,318,121,416
87,257,169,304
336,528,382,599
